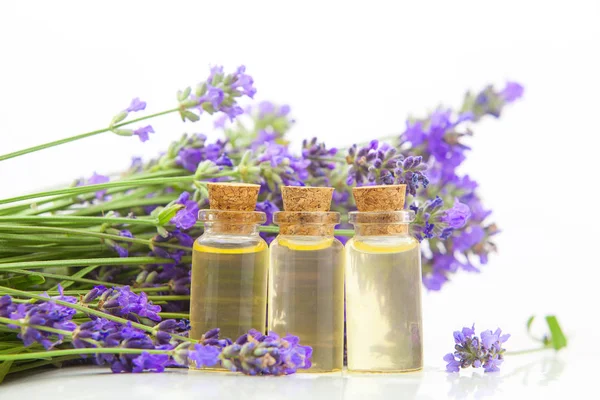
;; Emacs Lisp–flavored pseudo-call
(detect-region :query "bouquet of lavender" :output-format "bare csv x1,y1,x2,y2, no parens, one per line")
0,64,560,381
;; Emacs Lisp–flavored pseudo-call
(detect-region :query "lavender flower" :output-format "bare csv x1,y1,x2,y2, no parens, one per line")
149,229,192,264
93,286,161,322
175,134,231,172
133,125,155,142
188,344,221,368
126,98,147,113
345,141,428,194
439,198,471,229
170,192,200,230
80,172,109,200
220,330,312,375
258,143,310,188
410,196,454,241
302,138,338,178
499,82,524,103
111,229,133,258
178,65,257,122
444,325,510,373
2,288,77,349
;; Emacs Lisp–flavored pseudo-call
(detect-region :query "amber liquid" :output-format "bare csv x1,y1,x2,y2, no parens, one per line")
345,236,423,372
190,239,268,343
268,236,345,372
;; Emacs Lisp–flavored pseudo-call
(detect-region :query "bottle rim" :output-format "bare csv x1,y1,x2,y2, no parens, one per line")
348,210,415,225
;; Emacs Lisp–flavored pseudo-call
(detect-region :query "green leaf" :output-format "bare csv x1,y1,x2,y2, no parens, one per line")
526,315,535,333
0,274,45,289
52,264,100,291
545,315,567,351
0,360,14,384
157,204,183,226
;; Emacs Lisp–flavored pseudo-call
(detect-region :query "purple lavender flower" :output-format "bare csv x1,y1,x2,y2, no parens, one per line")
170,192,200,230
175,134,231,173
345,141,428,193
220,330,312,375
231,65,256,98
82,172,109,200
126,98,147,113
130,352,170,373
188,344,221,368
3,288,77,349
258,143,310,188
181,65,256,122
499,82,524,103
439,198,471,229
410,196,453,241
133,125,155,142
444,325,509,373
302,138,338,178
112,229,133,258
256,200,279,225
93,286,161,322
149,229,192,264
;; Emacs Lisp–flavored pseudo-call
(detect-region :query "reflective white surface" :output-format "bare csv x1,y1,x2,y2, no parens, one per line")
0,350,591,399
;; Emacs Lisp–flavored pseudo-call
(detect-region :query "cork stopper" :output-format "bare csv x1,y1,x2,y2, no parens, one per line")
281,186,334,212
351,185,410,235
207,182,260,211
276,186,338,236
352,184,406,211
205,183,262,234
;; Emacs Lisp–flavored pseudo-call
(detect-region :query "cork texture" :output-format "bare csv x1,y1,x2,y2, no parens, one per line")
351,185,410,236
352,184,406,212
207,182,260,211
275,212,339,236
281,186,334,212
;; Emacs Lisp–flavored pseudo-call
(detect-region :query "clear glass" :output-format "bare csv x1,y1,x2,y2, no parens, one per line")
268,214,345,373
189,211,268,348
345,213,423,373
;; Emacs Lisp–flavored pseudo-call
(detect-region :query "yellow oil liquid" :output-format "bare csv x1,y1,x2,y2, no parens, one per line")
268,236,345,372
345,236,423,372
190,239,268,344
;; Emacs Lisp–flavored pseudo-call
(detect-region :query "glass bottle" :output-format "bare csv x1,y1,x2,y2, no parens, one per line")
268,186,345,373
189,183,268,352
345,185,423,372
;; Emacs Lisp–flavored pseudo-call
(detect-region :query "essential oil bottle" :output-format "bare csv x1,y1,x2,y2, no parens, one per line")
268,186,344,372
345,184,423,373
190,183,268,353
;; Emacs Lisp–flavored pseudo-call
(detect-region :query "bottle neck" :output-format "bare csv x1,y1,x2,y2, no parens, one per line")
278,223,336,237
352,223,410,237
274,211,340,237
203,222,261,236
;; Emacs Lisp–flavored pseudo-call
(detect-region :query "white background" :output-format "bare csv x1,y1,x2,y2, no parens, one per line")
0,0,598,398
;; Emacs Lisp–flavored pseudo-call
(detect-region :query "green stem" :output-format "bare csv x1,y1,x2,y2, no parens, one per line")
0,286,192,342
0,170,181,216
71,195,178,216
0,170,234,206
0,256,191,271
0,347,173,361
0,108,179,162
0,216,159,226
2,269,119,287
147,295,190,301
0,176,196,205
0,225,190,251
158,312,189,319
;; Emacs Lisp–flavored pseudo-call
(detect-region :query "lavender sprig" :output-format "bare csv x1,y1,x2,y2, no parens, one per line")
444,325,510,373
220,329,313,375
